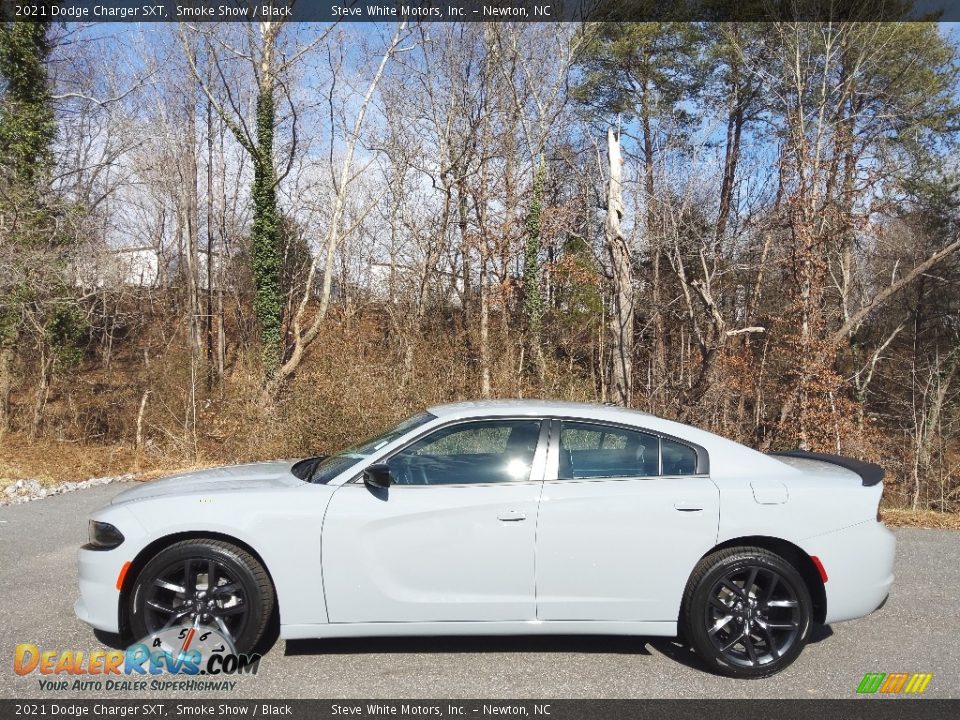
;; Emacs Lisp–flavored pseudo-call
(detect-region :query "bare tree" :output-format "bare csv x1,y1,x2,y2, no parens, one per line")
276,22,409,387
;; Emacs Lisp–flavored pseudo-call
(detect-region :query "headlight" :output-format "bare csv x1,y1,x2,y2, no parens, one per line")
85,520,125,550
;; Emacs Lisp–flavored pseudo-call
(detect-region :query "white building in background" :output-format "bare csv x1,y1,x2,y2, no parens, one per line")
365,261,465,305
74,246,225,290
114,247,160,286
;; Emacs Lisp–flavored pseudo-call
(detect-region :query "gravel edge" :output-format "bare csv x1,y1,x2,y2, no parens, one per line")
1,475,133,506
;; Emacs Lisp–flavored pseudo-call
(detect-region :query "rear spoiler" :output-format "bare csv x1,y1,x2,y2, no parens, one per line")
768,450,884,487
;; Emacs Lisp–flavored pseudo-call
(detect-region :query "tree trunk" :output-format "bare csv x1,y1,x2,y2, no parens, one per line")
251,22,283,380
457,176,473,331
641,98,664,408
716,56,744,255
135,389,151,451
30,352,51,439
479,249,492,398
523,157,547,382
205,60,216,390
183,45,202,360
0,345,13,438
916,353,959,509
605,128,633,407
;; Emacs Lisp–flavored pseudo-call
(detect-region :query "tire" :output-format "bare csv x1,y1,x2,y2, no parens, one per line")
681,546,812,678
128,539,274,655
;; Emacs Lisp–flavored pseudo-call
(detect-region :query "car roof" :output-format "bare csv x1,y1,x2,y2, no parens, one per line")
427,399,652,420
423,399,797,480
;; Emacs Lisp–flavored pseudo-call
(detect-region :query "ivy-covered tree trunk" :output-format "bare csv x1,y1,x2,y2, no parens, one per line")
251,87,283,379
0,13,54,184
180,20,290,386
0,10,56,434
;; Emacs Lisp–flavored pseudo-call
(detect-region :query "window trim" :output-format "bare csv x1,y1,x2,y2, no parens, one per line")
546,417,709,482
349,416,550,487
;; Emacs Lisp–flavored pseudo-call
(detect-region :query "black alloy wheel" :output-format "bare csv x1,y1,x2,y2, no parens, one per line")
128,539,274,654
682,546,813,678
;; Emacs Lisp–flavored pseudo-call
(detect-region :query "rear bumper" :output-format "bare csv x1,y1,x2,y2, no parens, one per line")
802,520,895,624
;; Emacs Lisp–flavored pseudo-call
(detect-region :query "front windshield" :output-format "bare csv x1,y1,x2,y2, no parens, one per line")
308,412,435,484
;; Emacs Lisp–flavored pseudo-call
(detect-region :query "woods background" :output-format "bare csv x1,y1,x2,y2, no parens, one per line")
1,13,960,515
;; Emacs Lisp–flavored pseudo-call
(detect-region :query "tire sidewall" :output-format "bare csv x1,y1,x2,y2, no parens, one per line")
687,550,813,679
128,541,268,653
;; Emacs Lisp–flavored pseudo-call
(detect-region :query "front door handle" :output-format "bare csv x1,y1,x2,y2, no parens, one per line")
674,501,703,512
497,511,527,522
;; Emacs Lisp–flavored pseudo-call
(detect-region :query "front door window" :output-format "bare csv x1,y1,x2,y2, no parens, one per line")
387,419,542,485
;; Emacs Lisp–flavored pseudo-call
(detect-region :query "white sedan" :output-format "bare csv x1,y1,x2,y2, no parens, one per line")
76,400,894,678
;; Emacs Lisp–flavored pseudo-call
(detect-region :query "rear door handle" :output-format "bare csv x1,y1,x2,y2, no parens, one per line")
497,511,527,522
674,501,703,512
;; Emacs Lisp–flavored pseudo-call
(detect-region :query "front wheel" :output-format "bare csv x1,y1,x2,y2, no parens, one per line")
682,546,812,678
128,539,274,654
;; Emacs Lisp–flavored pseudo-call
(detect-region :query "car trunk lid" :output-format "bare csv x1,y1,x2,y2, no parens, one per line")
768,450,884,486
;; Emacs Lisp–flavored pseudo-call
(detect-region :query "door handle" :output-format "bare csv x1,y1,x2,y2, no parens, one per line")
674,501,703,512
497,511,527,522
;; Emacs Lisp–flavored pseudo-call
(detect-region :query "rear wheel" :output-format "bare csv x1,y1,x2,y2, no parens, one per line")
682,546,812,678
128,539,274,654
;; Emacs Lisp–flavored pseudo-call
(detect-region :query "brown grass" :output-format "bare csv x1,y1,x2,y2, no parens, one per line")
880,508,960,531
0,434,210,486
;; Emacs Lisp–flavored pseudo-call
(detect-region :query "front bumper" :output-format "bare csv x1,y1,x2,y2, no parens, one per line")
75,546,127,633
803,519,895,624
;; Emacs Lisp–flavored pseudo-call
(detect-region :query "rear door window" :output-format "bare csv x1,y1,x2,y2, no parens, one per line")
558,422,660,479
558,421,700,479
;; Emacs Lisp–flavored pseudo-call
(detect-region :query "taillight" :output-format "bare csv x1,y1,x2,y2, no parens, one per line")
810,555,829,584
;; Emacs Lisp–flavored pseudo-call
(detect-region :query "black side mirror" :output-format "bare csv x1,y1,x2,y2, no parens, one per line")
363,463,392,489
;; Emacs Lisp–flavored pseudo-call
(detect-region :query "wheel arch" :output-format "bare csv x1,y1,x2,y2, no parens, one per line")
698,535,827,624
117,531,279,640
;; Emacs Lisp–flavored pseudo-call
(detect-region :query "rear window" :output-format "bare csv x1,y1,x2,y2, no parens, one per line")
661,438,698,476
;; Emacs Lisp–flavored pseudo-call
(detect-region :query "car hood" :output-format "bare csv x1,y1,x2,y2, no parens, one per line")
110,461,304,505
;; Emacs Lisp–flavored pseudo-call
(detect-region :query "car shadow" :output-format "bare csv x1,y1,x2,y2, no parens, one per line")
809,623,834,643
93,628,127,650
95,621,833,669
284,624,834,671
645,637,710,672
285,634,653,657
649,624,834,675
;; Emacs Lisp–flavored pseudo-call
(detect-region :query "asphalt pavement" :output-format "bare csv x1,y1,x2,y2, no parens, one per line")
1,483,958,699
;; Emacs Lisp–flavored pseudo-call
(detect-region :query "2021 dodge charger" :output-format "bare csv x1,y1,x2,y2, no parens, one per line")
76,400,894,677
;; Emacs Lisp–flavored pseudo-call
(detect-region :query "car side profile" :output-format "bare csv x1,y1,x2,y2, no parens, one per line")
76,400,894,678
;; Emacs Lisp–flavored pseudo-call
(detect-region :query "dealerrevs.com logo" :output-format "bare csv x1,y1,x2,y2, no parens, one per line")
14,625,260,692
857,673,934,695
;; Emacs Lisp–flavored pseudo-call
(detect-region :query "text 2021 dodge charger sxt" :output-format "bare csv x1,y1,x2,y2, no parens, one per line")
76,400,894,677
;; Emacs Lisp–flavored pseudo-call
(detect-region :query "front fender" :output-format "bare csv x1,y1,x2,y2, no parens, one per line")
77,484,334,635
